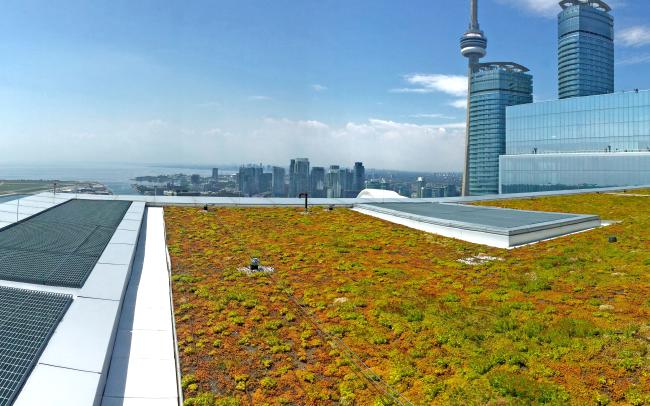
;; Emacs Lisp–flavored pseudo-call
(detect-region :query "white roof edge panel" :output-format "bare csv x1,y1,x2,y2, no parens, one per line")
102,207,179,405
13,364,101,406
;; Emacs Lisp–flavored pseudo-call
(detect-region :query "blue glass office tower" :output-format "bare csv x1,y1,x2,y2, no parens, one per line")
468,63,533,195
500,90,650,193
558,0,614,99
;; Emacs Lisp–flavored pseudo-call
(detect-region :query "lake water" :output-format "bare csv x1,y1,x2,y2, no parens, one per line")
0,163,235,195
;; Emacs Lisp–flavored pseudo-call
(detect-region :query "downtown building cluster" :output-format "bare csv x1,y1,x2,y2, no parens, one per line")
462,0,650,195
238,159,366,198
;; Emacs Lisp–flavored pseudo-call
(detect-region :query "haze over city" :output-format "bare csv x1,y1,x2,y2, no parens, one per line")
1,0,649,170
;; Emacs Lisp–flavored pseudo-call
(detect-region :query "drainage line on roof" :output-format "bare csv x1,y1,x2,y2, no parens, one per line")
207,209,414,406
268,270,415,406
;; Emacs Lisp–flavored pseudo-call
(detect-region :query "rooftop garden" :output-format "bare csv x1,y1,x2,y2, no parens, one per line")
165,192,650,405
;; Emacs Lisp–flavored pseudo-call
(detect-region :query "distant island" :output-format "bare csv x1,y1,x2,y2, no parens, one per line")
0,180,111,195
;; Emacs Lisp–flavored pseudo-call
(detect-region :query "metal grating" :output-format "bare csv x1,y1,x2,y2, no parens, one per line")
0,287,72,406
33,199,130,228
0,199,131,288
0,222,97,253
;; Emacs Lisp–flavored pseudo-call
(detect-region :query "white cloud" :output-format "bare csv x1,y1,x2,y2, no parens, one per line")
392,74,467,96
618,26,650,47
392,74,468,112
408,113,457,120
448,98,468,109
248,95,272,101
35,117,462,171
196,101,221,108
436,122,467,129
319,118,464,170
391,87,434,94
495,0,559,17
617,53,650,66
311,84,328,92
0,107,465,170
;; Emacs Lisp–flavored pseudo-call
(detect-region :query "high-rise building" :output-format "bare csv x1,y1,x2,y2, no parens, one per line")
271,166,286,197
309,167,326,198
353,162,365,195
238,165,263,196
558,0,613,99
340,168,356,197
289,158,310,197
468,63,533,195
500,90,650,193
421,187,434,198
326,165,342,198
445,184,459,197
416,177,426,198
460,0,488,196
260,173,272,194
211,168,219,180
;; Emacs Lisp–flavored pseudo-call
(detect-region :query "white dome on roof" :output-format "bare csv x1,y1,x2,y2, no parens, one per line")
356,189,407,199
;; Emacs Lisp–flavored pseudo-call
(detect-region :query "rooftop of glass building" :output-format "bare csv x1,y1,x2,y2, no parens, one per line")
475,62,530,73
559,0,611,12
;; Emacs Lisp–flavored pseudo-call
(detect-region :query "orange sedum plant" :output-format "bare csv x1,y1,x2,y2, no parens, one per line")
166,192,650,405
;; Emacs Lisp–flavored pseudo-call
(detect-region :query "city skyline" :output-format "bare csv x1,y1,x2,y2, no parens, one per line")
1,1,649,170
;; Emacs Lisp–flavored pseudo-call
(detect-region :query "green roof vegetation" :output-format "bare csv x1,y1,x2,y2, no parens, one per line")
165,191,650,405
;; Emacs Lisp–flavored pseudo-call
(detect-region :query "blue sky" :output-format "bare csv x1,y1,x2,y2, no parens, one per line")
0,0,649,170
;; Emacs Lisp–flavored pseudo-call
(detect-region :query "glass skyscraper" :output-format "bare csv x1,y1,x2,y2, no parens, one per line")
468,63,533,195
326,165,342,198
500,90,650,193
558,0,613,99
289,158,310,197
271,166,286,197
353,162,365,195
309,167,326,198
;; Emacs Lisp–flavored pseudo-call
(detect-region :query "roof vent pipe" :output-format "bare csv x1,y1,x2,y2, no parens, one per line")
250,257,260,271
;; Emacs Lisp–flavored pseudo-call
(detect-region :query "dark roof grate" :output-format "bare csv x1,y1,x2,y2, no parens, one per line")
0,199,131,288
0,287,72,406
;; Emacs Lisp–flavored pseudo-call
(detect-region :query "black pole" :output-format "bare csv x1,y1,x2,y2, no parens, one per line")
299,192,308,212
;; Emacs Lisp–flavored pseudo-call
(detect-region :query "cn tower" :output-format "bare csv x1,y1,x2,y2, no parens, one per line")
460,0,488,196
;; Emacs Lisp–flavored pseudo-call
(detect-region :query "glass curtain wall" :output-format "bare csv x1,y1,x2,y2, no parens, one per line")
468,64,533,195
500,152,650,193
506,90,650,155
